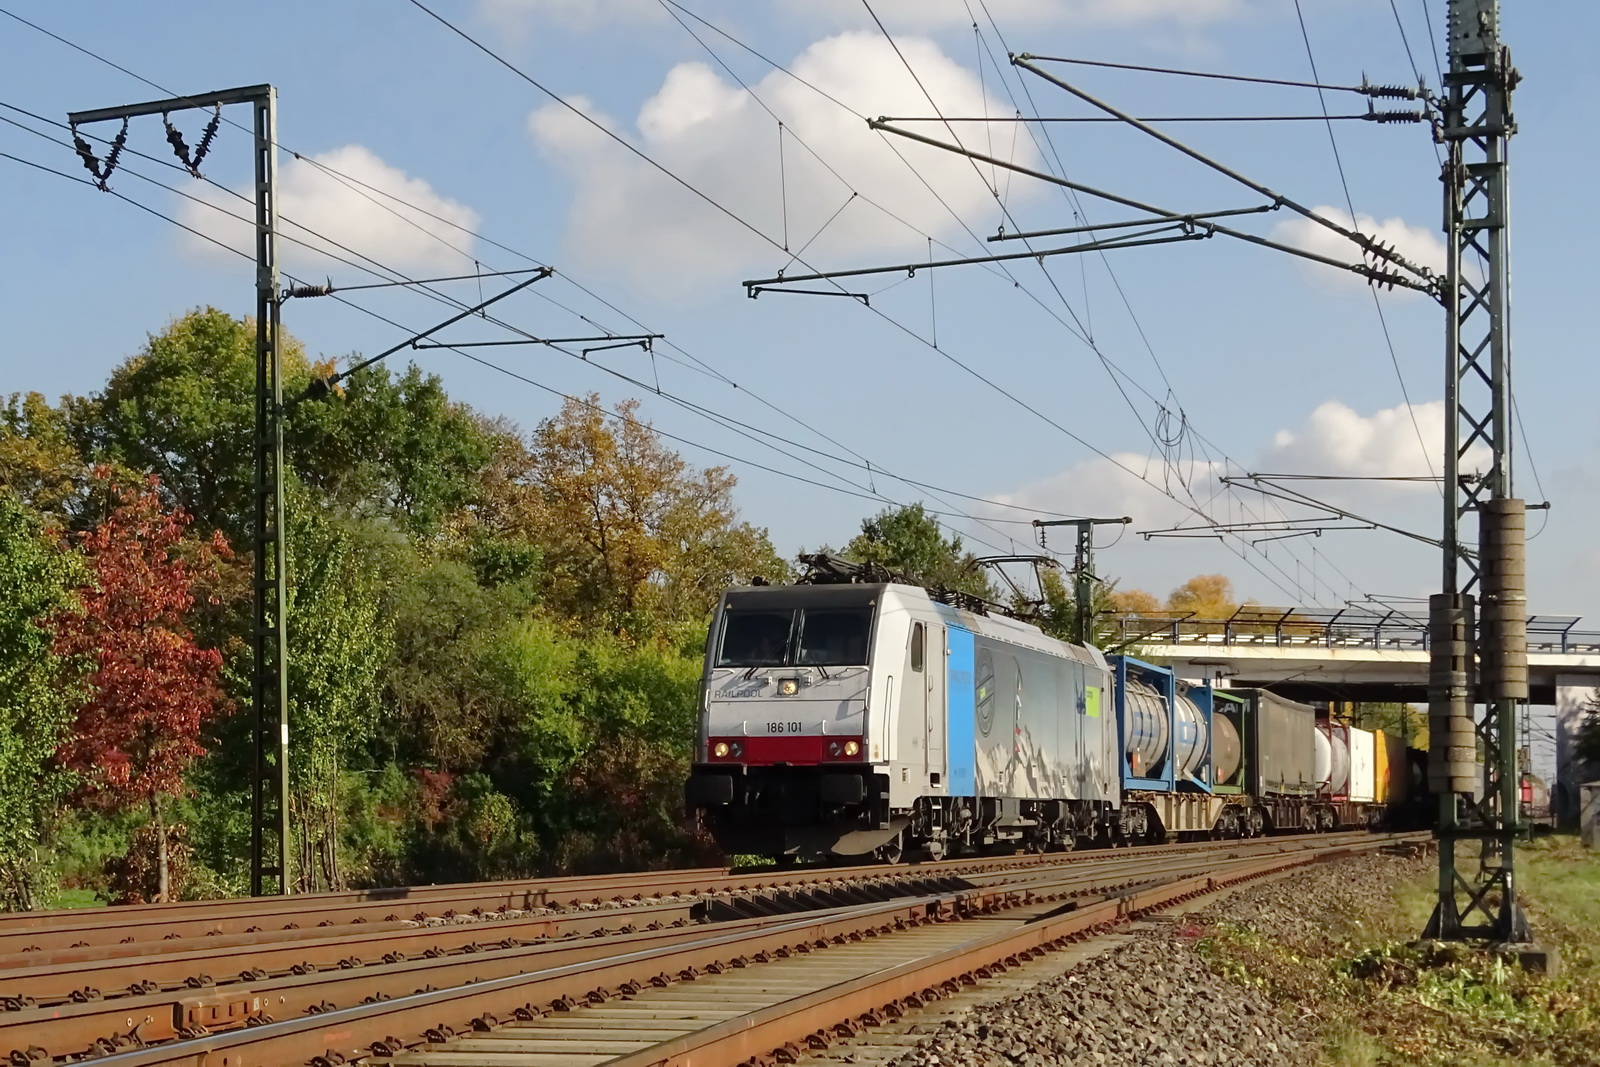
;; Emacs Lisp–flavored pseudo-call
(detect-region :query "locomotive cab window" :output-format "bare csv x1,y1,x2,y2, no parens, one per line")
910,622,925,672
796,609,872,666
717,610,795,667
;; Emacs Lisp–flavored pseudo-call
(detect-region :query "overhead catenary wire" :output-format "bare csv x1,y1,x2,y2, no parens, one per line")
1290,0,1438,489
2,101,1059,558
0,142,1043,556
641,0,1381,604
0,53,1069,551
407,0,1326,601
6,0,1388,604
968,0,1378,605
393,0,1314,594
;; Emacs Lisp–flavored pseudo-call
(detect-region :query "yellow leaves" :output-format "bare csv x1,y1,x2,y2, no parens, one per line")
1107,574,1245,620
309,357,344,398
1166,573,1241,620
517,394,778,632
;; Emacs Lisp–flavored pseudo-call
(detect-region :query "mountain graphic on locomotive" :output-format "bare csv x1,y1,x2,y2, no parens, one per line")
685,555,1425,862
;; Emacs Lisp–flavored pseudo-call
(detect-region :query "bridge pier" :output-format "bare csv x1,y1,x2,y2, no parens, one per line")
1555,674,1598,827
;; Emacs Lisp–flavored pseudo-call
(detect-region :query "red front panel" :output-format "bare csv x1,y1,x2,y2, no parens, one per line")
706,735,863,765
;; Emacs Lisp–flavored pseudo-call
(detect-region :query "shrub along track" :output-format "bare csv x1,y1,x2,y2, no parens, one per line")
0,831,1418,1066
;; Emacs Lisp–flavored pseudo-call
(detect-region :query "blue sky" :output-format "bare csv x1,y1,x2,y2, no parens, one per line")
2,0,1594,654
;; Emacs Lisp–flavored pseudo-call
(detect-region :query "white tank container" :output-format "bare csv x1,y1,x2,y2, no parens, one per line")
1173,690,1210,782
1313,722,1350,796
1347,727,1376,803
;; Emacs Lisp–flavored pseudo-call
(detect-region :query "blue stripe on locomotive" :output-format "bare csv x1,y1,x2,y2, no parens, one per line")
946,626,976,796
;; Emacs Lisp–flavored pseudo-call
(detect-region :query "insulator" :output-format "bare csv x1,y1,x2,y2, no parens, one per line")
285,283,334,299
1370,109,1425,124
1362,80,1418,99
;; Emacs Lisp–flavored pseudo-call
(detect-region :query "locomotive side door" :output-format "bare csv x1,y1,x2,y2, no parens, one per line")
924,623,944,788
944,626,976,797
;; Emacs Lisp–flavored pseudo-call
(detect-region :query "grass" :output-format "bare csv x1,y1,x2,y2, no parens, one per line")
51,887,108,909
1195,836,1600,1067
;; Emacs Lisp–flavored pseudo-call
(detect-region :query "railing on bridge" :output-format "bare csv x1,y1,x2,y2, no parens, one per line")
1103,607,1600,656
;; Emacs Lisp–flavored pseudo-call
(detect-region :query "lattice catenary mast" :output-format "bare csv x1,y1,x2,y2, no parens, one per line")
68,85,291,896
1425,0,1529,944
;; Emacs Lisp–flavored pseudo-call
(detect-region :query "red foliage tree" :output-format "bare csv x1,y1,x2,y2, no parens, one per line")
53,469,232,902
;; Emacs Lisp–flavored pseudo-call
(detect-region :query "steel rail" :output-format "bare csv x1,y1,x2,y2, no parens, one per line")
0,851,1255,1055
606,841,1396,1067
0,832,1380,995
5,835,1421,1067
0,872,976,1008
0,832,1380,953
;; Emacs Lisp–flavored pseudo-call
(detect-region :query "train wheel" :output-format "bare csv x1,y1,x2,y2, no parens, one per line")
874,833,905,865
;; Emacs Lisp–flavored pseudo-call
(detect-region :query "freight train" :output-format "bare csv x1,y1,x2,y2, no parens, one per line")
685,559,1423,861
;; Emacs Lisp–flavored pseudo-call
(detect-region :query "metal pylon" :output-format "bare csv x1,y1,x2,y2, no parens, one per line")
1426,0,1526,943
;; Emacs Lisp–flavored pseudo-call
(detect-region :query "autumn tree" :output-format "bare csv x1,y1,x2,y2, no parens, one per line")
0,494,84,908
0,392,91,521
841,503,995,600
53,471,231,903
1165,574,1240,619
1109,586,1162,615
528,395,784,633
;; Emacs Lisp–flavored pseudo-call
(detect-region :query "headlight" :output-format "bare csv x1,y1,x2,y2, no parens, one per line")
713,741,730,758
730,742,744,757
828,741,842,757
843,740,860,757
777,678,799,696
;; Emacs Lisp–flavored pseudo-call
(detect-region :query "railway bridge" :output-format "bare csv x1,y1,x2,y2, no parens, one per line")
1104,608,1600,823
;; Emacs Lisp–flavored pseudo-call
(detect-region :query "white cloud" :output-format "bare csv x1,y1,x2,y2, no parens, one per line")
1270,205,1446,295
988,399,1480,538
176,145,479,273
785,0,1253,31
1261,399,1462,480
526,32,1035,296
977,398,1475,603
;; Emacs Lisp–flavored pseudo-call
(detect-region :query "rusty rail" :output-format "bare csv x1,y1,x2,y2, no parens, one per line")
0,830,1391,956
15,836,1419,1067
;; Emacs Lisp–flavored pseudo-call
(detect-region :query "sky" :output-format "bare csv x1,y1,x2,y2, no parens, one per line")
1,0,1595,717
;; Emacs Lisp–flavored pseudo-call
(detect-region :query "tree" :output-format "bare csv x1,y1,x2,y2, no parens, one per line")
299,363,494,537
77,309,489,543
0,392,89,521
77,309,313,542
52,471,231,903
528,395,784,632
283,500,391,892
841,503,995,600
1166,574,1240,619
384,552,539,771
0,493,84,909
1109,586,1162,615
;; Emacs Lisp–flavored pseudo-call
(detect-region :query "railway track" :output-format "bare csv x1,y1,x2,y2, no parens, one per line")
2,831,1421,1066
0,833,1351,955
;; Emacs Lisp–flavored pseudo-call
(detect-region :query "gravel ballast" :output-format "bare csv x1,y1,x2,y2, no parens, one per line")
879,849,1429,1067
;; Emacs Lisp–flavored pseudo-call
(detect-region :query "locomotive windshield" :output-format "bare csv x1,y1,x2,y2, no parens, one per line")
716,606,873,667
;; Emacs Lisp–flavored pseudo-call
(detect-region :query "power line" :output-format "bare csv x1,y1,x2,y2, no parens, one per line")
651,0,1355,604
1290,0,1438,488
1,103,1048,558
392,0,1319,590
